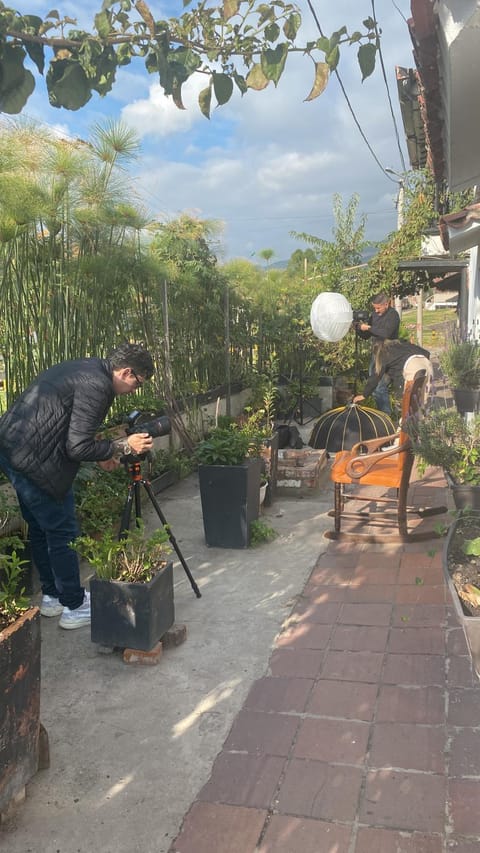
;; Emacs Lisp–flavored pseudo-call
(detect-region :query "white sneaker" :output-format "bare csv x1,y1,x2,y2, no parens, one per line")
40,595,64,617
59,591,91,630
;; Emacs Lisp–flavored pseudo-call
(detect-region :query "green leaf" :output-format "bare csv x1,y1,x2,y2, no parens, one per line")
24,40,45,75
223,0,240,20
363,17,376,30
265,22,280,43
304,61,329,102
316,36,330,53
47,59,92,110
283,12,301,42
199,84,212,119
246,63,270,91
358,42,376,81
350,31,363,44
0,45,35,114
95,10,112,39
213,72,233,106
260,44,288,86
233,70,247,95
325,45,340,71
46,9,60,19
117,43,133,66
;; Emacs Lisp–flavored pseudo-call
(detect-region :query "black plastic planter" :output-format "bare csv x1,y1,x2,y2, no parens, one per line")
453,388,480,415
198,457,262,548
90,561,174,651
444,471,480,511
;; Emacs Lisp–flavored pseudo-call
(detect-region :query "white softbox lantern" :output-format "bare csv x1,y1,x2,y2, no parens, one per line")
310,292,353,343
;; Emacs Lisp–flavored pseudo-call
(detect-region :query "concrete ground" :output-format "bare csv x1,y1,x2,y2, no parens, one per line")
1,424,333,853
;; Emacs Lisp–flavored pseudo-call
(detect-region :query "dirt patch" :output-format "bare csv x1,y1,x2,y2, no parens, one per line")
447,516,480,617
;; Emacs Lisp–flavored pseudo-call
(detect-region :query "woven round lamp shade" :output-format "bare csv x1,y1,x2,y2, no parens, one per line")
308,403,396,453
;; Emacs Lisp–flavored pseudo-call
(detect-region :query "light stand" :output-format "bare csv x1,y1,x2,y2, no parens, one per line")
119,456,201,599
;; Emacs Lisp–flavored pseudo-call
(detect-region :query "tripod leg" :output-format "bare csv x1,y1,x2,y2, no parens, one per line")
118,485,135,538
143,480,202,599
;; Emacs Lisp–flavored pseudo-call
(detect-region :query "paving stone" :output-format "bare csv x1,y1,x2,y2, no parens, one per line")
276,758,363,821
301,583,348,602
223,709,299,756
268,648,323,679
446,840,480,853
449,779,480,835
198,752,285,809
447,656,475,687
257,814,352,853
382,653,445,686
397,565,444,586
376,685,444,724
392,604,447,627
306,679,378,721
330,624,389,652
339,602,393,626
170,802,266,853
244,677,313,714
355,827,443,853
447,628,470,656
276,622,332,650
360,769,446,832
291,600,342,623
345,584,395,603
369,722,445,773
395,584,446,604
321,649,384,683
388,627,445,655
448,688,480,725
293,716,369,765
352,566,398,585
449,728,480,777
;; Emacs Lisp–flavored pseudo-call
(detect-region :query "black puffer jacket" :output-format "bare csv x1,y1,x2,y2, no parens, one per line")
0,358,116,501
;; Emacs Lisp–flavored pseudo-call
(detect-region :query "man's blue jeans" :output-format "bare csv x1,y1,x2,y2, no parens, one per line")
0,452,83,609
373,376,392,415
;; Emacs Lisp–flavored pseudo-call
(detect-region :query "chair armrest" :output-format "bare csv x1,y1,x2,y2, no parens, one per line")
346,439,411,479
349,432,399,455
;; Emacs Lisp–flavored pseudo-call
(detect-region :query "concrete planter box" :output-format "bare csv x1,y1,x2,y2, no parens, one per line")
444,518,480,678
198,457,261,548
0,608,42,813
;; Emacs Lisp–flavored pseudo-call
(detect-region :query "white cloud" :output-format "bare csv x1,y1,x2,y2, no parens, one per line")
121,76,206,138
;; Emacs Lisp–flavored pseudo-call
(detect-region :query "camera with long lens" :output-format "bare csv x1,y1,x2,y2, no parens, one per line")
121,410,171,461
125,409,171,439
352,309,370,324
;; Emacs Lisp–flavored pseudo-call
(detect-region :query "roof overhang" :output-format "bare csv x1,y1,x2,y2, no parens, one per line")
408,0,480,191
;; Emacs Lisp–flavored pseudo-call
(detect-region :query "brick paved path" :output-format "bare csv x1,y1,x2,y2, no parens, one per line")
171,468,480,853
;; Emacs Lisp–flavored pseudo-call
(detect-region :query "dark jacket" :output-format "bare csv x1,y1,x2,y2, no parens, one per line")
0,358,116,500
363,341,431,398
358,306,400,343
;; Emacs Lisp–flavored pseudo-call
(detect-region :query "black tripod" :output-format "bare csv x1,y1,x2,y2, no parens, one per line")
119,456,201,599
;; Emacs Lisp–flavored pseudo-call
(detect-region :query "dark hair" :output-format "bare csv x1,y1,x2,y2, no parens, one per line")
109,343,154,379
371,291,390,305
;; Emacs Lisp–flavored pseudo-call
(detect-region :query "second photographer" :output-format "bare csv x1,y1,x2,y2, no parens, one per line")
355,291,400,415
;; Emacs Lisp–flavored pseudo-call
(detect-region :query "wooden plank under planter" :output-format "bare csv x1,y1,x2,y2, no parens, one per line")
444,519,480,679
198,457,262,548
90,561,175,651
0,608,41,812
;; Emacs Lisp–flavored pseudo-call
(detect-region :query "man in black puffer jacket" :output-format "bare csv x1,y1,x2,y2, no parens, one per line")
0,343,154,630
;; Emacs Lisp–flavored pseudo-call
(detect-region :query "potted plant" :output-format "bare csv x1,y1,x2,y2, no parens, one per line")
72,523,174,651
404,407,480,509
439,339,480,413
0,540,44,814
195,425,262,548
444,513,480,678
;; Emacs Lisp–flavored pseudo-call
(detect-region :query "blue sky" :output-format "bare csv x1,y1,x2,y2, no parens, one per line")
17,0,415,261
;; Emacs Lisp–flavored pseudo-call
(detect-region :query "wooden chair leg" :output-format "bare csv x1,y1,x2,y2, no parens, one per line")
334,482,342,533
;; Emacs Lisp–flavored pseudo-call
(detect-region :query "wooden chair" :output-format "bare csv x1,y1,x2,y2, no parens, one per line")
325,370,447,543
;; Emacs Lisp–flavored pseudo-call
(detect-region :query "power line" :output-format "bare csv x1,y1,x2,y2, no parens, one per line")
304,0,399,184
371,0,407,172
390,0,408,25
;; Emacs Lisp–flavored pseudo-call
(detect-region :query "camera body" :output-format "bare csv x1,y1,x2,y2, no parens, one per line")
352,309,370,324
125,409,171,439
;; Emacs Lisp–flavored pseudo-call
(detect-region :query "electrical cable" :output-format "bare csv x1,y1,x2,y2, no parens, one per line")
371,0,407,172
304,0,399,183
